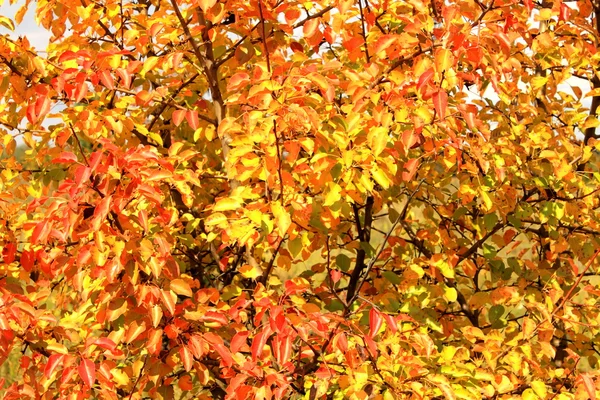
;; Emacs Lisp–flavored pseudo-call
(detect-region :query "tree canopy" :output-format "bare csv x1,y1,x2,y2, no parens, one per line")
1,0,600,398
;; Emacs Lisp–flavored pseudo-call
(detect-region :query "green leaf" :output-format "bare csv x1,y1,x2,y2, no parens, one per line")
288,237,303,259
483,213,498,231
325,299,345,312
488,305,505,322
336,254,351,272
382,271,402,285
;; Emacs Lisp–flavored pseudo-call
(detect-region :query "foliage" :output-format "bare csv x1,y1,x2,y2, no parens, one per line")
1,0,600,398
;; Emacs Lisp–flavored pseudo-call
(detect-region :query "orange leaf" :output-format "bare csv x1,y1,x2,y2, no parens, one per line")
402,158,419,182
178,374,193,391
227,72,250,91
198,0,217,11
230,331,249,353
432,90,448,119
92,195,112,231
172,109,186,126
580,373,596,400
44,354,64,378
303,18,320,38
170,279,193,297
161,289,177,315
372,35,399,55
180,346,193,372
78,358,96,388
186,110,200,130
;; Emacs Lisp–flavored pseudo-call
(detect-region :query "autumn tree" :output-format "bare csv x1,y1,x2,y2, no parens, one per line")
1,0,600,397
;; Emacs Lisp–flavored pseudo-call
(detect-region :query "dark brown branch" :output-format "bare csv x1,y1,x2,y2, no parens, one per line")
346,196,374,302
257,0,271,73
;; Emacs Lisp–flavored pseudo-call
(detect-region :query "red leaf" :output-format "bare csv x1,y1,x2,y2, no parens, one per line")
94,338,116,351
432,90,448,119
31,220,50,245
369,308,383,337
203,332,233,367
186,110,199,130
92,195,112,231
34,96,51,121
2,243,16,264
78,358,96,388
230,331,249,353
330,269,342,283
372,35,399,55
52,152,78,164
115,68,131,88
417,68,435,94
44,354,64,378
278,334,292,364
253,327,273,361
201,311,228,326
172,109,186,127
559,3,570,21
21,249,35,272
335,332,348,353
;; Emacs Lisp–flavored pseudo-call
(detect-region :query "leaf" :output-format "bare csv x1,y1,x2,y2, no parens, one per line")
531,381,547,398
239,264,262,280
227,72,250,91
44,354,64,378
251,327,272,361
402,158,419,182
271,202,291,237
172,109,186,126
78,358,96,388
372,35,399,55
186,110,200,130
336,254,351,271
432,90,448,119
369,308,383,337
214,197,243,212
170,279,193,297
435,48,454,73
382,271,401,285
488,305,505,323
94,338,116,351
198,0,217,11
580,374,596,400
323,182,342,206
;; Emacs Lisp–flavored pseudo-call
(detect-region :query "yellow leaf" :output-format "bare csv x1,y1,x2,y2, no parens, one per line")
170,279,193,297
214,197,243,212
239,264,262,279
435,48,453,73
205,213,228,227
479,189,493,211
368,127,388,157
444,286,457,302
323,182,342,206
111,368,130,387
372,166,391,189
46,342,68,355
140,57,159,77
271,202,291,236
531,381,547,398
